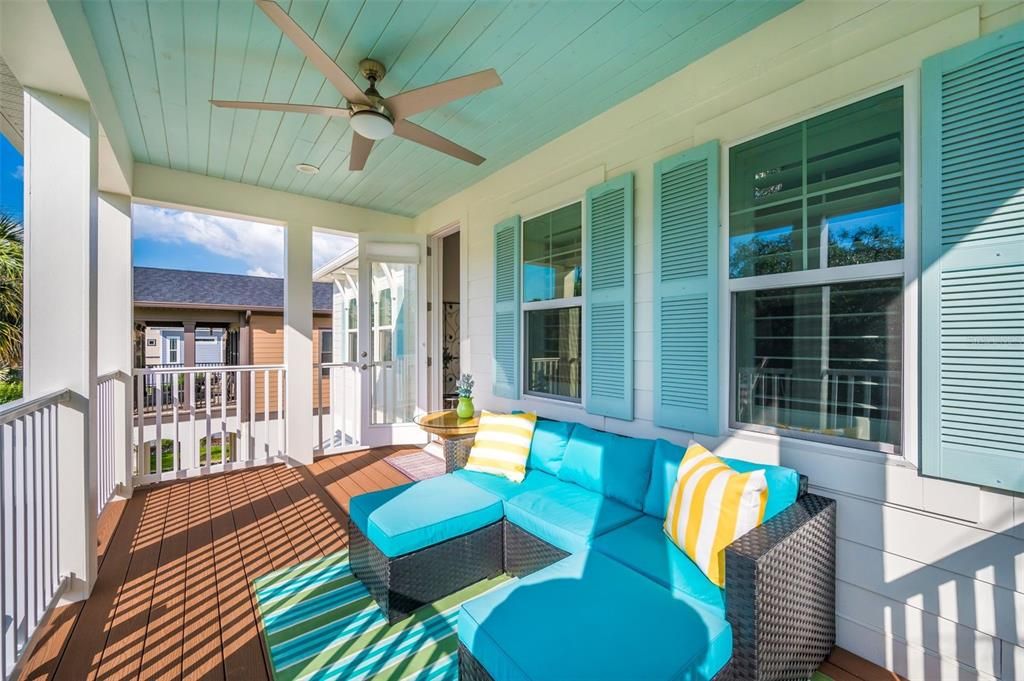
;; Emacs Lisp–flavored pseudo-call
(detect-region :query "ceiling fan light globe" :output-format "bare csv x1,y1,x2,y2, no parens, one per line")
350,110,394,140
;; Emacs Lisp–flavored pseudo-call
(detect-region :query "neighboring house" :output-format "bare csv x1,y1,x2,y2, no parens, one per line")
133,266,335,410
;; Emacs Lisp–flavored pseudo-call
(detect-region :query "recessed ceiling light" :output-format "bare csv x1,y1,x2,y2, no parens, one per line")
295,163,320,175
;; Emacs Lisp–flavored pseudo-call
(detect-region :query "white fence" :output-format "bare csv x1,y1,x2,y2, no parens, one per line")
133,365,286,485
0,389,70,680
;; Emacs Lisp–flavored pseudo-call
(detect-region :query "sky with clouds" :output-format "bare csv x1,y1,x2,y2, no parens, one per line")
132,204,355,278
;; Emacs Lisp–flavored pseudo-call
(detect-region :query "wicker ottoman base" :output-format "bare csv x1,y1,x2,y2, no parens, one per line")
348,518,503,624
502,519,571,577
458,641,734,680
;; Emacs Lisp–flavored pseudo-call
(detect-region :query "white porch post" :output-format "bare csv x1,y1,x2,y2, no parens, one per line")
284,222,313,465
23,88,99,600
97,192,134,498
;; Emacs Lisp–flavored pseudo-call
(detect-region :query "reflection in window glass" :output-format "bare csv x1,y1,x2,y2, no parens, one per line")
733,279,903,448
522,203,583,302
524,307,581,401
346,299,358,363
370,261,416,425
320,329,333,377
729,88,904,277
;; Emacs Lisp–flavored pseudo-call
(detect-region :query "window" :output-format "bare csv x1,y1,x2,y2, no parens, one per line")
522,202,583,401
728,88,905,452
166,335,181,365
346,299,358,363
319,329,333,377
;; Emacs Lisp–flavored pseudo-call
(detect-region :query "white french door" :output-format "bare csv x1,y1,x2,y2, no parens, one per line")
356,235,428,447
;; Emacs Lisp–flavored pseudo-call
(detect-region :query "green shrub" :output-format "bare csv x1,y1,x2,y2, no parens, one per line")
0,380,23,405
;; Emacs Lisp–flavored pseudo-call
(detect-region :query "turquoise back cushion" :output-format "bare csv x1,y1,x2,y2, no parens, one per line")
527,418,576,476
643,439,800,521
558,425,655,510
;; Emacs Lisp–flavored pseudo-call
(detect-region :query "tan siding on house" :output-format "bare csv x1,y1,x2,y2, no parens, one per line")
250,312,332,415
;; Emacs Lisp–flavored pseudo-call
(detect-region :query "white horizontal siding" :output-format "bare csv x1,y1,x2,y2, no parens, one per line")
414,1,1024,678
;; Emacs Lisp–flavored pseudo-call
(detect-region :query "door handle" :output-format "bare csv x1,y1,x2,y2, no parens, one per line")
360,363,368,371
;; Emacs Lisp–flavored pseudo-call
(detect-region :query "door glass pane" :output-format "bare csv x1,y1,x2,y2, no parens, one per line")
522,203,583,302
524,307,582,401
370,261,416,425
733,279,903,448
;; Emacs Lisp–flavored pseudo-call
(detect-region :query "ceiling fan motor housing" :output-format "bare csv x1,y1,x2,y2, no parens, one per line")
358,59,387,83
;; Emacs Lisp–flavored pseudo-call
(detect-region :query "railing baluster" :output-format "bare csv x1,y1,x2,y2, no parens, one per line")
0,421,7,677
268,368,272,458
220,370,227,467
136,374,144,477
248,369,255,462
171,371,180,474
205,371,212,469
233,368,241,464
189,372,197,471
277,369,284,459
155,374,164,476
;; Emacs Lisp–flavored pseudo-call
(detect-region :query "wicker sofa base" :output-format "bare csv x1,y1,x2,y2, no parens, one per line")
348,518,503,624
502,518,571,577
458,642,734,680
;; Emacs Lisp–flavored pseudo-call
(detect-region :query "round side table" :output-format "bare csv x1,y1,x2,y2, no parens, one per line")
414,410,480,473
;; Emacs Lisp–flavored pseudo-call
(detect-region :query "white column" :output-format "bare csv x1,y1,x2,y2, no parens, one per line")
23,88,99,601
284,222,313,465
97,192,134,497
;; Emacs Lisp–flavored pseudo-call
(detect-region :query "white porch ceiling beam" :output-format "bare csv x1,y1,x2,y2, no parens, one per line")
133,163,414,234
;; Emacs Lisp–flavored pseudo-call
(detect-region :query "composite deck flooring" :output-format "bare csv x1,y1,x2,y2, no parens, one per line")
19,446,900,681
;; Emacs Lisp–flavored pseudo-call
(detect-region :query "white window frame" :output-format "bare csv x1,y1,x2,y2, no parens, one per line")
520,199,586,404
720,75,920,464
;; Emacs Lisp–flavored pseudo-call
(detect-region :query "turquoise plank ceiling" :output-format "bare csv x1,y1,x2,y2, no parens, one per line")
83,0,798,217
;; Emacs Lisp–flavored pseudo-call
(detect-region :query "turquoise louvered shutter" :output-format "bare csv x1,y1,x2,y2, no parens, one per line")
584,173,634,420
493,216,521,399
920,24,1024,493
654,141,720,435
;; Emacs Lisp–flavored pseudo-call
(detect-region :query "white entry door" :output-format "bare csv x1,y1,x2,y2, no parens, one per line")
357,236,428,447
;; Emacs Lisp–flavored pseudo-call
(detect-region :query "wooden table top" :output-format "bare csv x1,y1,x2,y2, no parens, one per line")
414,410,480,436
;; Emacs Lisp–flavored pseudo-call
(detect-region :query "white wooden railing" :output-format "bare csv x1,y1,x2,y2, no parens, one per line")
1,389,70,680
316,362,360,453
133,365,286,485
736,367,899,441
95,371,125,517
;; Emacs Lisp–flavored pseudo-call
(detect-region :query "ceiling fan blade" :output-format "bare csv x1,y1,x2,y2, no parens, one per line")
350,132,374,171
254,0,368,106
393,120,485,165
210,100,351,117
385,69,502,121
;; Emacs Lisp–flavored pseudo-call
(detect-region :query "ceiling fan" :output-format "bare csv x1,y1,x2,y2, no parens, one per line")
211,0,502,171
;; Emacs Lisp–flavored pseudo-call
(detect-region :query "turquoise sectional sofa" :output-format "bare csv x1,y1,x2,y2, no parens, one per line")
348,418,836,680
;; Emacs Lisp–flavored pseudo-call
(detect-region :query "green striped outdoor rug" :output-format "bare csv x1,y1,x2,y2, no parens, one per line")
253,550,509,681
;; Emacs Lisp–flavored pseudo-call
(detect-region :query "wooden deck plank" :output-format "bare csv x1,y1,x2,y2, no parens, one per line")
136,480,191,681
179,475,225,680
19,449,889,681
24,493,144,680
90,485,172,680
207,472,269,681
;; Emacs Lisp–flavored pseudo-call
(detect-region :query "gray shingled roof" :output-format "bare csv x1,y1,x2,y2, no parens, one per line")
134,267,333,313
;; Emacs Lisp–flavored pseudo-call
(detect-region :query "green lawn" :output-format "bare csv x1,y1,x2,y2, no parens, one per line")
148,439,232,472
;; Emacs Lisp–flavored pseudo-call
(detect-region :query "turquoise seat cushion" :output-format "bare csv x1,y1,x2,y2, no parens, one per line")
348,475,503,558
503,480,641,553
527,418,575,476
452,468,562,502
592,515,725,617
644,439,800,521
557,425,655,510
458,551,732,681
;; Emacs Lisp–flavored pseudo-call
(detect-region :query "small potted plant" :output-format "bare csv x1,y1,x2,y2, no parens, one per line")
455,374,475,419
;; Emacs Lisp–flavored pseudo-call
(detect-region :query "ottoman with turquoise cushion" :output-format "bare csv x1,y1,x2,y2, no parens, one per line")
348,474,505,623
457,550,734,681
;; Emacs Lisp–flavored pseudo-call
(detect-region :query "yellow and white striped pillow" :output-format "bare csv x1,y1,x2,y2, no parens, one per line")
463,411,537,482
663,442,768,587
